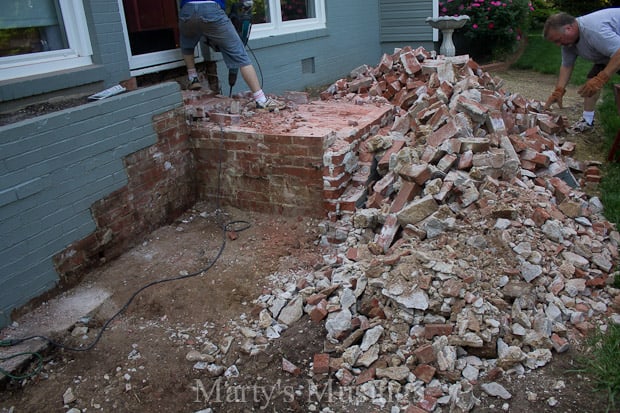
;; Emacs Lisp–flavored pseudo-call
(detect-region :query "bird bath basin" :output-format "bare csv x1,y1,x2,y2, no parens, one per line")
426,15,470,57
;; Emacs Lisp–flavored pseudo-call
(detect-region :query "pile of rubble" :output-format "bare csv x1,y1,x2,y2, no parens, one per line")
191,47,620,411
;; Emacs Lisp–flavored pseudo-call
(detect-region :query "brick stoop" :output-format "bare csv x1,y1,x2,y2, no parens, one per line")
189,97,394,218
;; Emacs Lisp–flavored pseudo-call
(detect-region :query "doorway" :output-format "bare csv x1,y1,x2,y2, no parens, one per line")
122,0,179,55
120,0,195,76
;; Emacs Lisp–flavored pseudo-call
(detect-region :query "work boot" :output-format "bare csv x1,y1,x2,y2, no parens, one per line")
188,77,202,91
568,118,594,133
256,97,286,112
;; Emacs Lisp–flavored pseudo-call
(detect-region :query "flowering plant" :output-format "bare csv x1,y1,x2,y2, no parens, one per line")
439,0,534,60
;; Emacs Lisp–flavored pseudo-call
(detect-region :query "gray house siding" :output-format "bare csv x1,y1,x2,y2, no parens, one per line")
219,0,384,96
379,0,435,54
0,83,182,328
84,0,132,84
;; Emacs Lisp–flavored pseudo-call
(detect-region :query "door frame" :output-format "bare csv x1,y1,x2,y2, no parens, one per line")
117,0,203,76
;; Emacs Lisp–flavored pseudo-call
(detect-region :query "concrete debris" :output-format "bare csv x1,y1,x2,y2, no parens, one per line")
63,387,77,405
174,47,620,411
480,382,512,399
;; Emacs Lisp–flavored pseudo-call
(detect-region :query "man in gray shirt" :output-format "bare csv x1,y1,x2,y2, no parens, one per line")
543,9,620,133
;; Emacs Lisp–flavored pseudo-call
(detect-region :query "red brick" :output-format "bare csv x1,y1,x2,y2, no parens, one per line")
374,213,400,253
586,275,608,287
337,185,367,212
366,191,388,209
549,177,573,203
427,119,459,147
532,207,551,226
413,364,436,383
414,344,436,364
418,395,438,412
400,50,422,75
310,300,328,323
346,247,358,261
437,153,458,173
313,353,330,375
208,112,240,126
405,406,427,413
425,386,444,398
399,164,432,185
378,140,406,169
428,105,450,130
458,150,473,170
480,90,504,110
390,181,421,213
337,368,356,385
306,293,326,306
282,358,301,376
424,323,453,339
373,171,396,195
551,333,570,353
356,367,376,385
519,148,550,167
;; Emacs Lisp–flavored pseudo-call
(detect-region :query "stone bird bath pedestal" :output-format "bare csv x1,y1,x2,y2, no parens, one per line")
426,15,470,57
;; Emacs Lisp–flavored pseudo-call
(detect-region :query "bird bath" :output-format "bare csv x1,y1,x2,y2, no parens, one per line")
426,15,470,57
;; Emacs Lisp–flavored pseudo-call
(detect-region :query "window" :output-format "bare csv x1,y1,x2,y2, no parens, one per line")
0,0,93,81
250,0,325,39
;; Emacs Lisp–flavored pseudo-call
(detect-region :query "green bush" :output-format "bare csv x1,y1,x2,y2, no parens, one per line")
528,0,558,29
439,0,534,61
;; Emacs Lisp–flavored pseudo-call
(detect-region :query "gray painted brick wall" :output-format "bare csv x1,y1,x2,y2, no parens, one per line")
220,0,384,96
83,0,131,84
0,0,130,103
0,82,183,328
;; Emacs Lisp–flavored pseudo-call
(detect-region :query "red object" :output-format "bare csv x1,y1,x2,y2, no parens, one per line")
122,0,179,46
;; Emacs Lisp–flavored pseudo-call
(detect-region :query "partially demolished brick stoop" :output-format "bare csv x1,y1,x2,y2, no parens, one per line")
240,46,620,411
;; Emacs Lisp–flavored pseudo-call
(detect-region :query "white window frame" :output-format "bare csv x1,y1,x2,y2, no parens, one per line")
0,0,93,81
250,0,326,39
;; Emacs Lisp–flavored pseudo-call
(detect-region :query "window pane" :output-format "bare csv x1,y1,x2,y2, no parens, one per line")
0,0,68,57
251,0,271,24
281,0,315,21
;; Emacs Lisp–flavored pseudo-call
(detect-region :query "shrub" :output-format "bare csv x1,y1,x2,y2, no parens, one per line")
528,0,558,29
439,0,534,61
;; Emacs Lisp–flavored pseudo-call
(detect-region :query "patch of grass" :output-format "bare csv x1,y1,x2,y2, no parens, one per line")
512,33,589,85
574,323,620,412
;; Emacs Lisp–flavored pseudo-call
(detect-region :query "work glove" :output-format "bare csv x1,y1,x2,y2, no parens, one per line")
578,71,610,98
544,86,566,109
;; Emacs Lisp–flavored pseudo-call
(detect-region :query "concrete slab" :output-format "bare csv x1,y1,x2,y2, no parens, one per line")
0,286,111,379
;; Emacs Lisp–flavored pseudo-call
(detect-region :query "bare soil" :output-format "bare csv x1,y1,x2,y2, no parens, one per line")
0,68,616,413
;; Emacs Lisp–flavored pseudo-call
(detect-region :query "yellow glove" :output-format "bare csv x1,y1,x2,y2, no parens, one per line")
578,71,610,98
544,86,566,109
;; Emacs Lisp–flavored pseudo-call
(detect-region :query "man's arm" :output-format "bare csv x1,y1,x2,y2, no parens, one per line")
545,64,574,109
557,65,574,89
600,48,620,78
578,48,620,97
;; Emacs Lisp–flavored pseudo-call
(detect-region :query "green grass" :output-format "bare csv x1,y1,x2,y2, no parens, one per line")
512,33,590,85
574,323,620,413
511,32,620,411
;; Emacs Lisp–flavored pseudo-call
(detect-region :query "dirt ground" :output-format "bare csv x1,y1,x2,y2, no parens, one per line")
0,67,616,413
